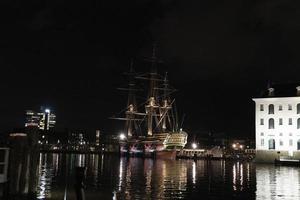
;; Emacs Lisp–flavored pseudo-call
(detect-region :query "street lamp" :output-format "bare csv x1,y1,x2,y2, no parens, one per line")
119,133,126,140
192,143,197,149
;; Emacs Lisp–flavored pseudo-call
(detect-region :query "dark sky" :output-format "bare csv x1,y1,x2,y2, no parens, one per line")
1,0,300,138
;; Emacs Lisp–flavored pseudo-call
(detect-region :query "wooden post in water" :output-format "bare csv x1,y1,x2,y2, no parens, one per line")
8,126,39,198
75,166,86,200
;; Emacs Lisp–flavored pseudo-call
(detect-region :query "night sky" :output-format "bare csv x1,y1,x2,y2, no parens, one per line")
1,0,300,139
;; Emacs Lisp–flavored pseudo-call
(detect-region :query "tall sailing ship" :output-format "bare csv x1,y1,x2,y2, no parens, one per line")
112,47,188,159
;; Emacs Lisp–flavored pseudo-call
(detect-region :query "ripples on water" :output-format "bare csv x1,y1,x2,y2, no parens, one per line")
36,153,300,200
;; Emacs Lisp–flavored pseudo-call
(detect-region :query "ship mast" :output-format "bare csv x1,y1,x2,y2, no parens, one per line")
116,61,140,138
125,62,137,137
146,45,159,136
161,72,171,132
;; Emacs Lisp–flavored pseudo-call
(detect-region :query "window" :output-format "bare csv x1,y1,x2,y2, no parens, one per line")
261,139,264,146
298,118,300,129
260,119,264,125
279,118,283,125
269,104,274,114
297,140,300,150
289,104,292,110
260,132,264,136
280,140,283,146
260,104,264,111
269,139,275,150
298,104,300,114
289,118,293,125
279,105,283,111
289,139,293,146
280,133,283,136
289,133,293,136
269,118,275,129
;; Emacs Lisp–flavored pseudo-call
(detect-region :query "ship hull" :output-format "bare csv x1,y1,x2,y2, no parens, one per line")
155,150,177,160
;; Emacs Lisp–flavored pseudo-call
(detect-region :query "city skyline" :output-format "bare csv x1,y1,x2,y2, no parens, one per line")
2,1,300,138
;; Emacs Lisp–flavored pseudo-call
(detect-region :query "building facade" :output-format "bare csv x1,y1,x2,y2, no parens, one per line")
253,85,300,162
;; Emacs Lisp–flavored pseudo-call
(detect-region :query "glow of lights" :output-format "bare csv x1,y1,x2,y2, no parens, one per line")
192,143,197,149
232,144,236,148
45,109,50,113
42,135,45,139
240,145,243,149
119,133,126,140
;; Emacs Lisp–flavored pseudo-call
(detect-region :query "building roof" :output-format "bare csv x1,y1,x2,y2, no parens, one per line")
259,82,300,98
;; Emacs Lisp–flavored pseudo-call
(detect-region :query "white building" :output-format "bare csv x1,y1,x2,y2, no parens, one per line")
253,85,300,162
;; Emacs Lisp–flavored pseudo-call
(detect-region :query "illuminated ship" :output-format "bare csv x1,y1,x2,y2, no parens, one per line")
111,46,187,159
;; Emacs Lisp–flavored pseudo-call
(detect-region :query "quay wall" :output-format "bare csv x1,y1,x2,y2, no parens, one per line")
255,150,300,163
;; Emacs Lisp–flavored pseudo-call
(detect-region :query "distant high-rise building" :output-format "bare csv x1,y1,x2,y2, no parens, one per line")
25,108,56,131
96,130,101,146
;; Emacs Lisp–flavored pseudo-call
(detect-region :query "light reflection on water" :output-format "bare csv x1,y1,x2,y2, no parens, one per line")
35,153,300,200
256,165,300,200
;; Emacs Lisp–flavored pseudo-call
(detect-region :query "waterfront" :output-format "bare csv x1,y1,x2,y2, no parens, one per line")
33,153,300,200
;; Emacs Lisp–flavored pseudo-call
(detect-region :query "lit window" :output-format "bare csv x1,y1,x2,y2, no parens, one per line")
279,118,283,125
279,105,283,111
260,119,264,125
261,139,264,146
289,104,292,110
269,104,274,114
260,104,264,111
280,140,283,146
289,139,293,146
269,118,275,129
289,118,293,125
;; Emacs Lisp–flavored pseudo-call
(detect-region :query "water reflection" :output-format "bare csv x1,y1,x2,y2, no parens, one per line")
35,153,300,200
232,162,244,191
256,165,300,200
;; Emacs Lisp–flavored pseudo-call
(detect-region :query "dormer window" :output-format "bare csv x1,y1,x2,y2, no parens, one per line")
297,86,300,96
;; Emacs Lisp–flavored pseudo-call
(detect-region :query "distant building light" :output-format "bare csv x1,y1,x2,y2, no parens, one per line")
45,109,50,113
240,145,243,149
9,133,27,137
232,144,237,148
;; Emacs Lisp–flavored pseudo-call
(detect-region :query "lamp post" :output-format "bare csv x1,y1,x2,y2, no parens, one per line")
119,133,126,141
192,143,197,149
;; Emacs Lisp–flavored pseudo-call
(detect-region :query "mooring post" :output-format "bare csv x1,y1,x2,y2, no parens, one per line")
75,166,86,200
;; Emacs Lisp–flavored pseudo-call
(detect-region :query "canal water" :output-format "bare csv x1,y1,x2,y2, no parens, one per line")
36,153,300,200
